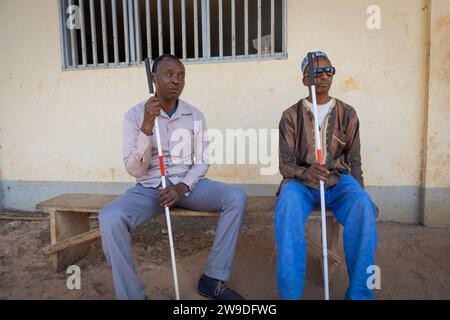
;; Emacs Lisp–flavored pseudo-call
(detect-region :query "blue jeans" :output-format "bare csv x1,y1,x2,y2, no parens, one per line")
274,174,378,300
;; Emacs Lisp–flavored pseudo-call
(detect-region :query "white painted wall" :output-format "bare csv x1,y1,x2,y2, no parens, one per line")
1,0,447,224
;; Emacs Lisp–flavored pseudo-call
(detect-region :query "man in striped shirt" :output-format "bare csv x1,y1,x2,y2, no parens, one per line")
276,51,378,300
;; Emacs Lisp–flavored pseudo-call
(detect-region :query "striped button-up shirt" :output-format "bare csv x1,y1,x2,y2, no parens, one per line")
123,99,210,192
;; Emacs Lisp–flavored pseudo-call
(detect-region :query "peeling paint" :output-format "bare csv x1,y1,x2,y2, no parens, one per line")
110,167,117,180
36,81,44,92
339,77,360,92
433,13,450,33
391,159,408,172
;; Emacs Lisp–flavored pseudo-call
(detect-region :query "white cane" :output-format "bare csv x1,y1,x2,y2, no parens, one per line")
144,58,180,300
307,53,330,300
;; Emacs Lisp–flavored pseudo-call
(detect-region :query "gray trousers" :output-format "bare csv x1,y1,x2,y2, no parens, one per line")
99,178,247,300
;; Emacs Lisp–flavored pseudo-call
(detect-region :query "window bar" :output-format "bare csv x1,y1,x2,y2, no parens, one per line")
244,0,248,57
60,0,70,68
128,0,136,62
122,0,130,63
157,0,163,56
112,0,119,65
181,0,187,60
231,0,235,59
282,0,287,54
201,0,206,58
206,0,210,58
79,0,87,66
89,0,98,66
257,0,261,57
68,0,78,67
134,0,142,62
169,0,175,55
271,0,275,56
145,0,152,59
100,0,109,65
201,0,210,58
218,0,223,58
194,0,199,60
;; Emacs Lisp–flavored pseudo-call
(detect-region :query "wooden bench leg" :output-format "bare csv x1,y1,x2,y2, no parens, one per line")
326,215,341,283
49,210,92,272
320,215,341,286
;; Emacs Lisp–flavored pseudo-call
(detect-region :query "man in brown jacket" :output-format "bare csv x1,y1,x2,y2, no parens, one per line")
275,51,378,300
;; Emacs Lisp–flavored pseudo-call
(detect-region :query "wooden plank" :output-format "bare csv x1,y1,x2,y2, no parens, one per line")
43,228,101,255
327,216,340,254
52,210,92,272
36,194,120,213
326,215,341,284
36,194,278,213
49,210,57,245
0,214,47,221
36,194,333,217
309,238,341,265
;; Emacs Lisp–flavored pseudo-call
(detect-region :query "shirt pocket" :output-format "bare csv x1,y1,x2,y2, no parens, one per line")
331,129,347,158
170,127,194,165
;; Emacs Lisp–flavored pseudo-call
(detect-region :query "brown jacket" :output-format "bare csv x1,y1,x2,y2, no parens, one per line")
278,98,364,192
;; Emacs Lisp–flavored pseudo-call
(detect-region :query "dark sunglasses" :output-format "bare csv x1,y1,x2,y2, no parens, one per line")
314,66,336,76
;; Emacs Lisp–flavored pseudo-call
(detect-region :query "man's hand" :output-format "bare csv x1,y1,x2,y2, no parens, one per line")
302,163,330,184
141,96,162,136
160,183,189,208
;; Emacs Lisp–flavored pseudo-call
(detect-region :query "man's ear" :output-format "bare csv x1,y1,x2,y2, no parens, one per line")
302,76,308,86
151,72,158,88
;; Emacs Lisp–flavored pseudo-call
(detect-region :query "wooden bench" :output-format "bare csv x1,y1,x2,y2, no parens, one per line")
36,194,342,282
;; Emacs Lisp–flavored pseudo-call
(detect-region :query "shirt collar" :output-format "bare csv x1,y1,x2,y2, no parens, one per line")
302,97,335,113
161,99,192,120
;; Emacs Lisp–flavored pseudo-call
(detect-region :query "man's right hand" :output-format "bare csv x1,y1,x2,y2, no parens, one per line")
302,163,330,184
141,96,162,136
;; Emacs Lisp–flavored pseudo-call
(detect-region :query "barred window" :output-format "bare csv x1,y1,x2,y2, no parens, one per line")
59,0,287,69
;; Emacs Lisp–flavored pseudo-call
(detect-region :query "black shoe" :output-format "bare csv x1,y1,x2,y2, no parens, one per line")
197,274,245,300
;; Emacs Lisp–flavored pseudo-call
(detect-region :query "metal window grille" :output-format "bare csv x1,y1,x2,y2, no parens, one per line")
59,0,287,70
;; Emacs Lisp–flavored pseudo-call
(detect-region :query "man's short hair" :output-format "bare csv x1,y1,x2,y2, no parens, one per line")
152,54,182,73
